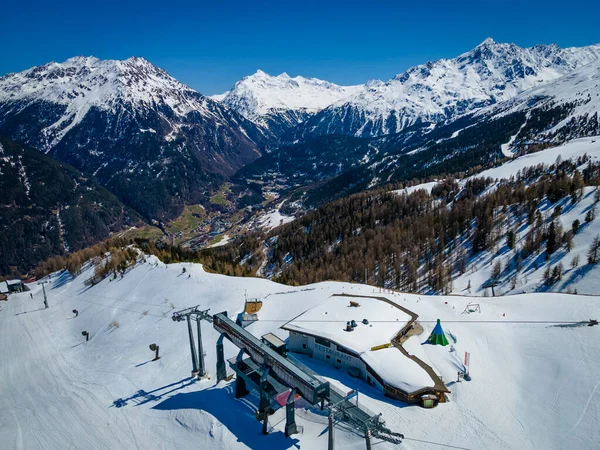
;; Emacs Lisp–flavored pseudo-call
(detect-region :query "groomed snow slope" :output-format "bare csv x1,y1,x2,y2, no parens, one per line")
0,259,598,449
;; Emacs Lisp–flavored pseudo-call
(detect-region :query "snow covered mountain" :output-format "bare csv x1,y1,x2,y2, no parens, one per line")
212,70,361,138
0,56,264,220
241,56,600,210
287,39,600,140
482,57,600,148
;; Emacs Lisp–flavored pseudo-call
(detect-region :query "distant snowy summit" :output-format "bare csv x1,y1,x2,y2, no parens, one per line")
211,70,361,138
0,55,265,220
0,55,250,150
221,39,600,141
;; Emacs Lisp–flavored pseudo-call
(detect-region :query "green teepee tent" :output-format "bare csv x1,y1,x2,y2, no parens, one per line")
427,319,449,346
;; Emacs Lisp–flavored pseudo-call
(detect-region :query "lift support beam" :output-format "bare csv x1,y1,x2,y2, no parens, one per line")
226,354,298,435
213,312,329,405
172,306,212,378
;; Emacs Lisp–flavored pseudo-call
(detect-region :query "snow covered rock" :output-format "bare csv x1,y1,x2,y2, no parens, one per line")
480,58,600,145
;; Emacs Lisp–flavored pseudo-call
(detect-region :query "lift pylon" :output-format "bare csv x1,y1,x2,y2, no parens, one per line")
172,306,212,378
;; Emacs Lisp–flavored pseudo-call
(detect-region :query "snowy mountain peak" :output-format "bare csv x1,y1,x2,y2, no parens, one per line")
478,37,496,46
0,55,234,151
252,69,269,77
0,55,205,115
295,40,600,139
63,55,100,65
211,70,362,133
0,56,265,219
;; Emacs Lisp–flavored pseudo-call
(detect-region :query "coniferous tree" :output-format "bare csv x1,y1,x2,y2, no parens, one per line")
587,235,600,264
562,231,573,252
543,266,552,285
472,210,493,254
586,206,596,223
552,263,563,282
546,222,558,257
491,260,502,282
506,230,516,250
571,254,580,269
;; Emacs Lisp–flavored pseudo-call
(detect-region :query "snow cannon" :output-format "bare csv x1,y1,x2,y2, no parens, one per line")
72,309,78,317
149,343,160,360
81,331,89,342
345,321,353,332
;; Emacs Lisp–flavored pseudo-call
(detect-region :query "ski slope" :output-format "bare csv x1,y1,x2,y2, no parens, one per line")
0,258,598,449
476,136,600,181
398,136,600,195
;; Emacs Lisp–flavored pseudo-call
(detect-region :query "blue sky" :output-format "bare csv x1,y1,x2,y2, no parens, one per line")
1,0,599,95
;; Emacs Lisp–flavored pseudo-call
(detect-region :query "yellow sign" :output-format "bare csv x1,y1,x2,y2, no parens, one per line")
244,299,263,314
370,343,392,351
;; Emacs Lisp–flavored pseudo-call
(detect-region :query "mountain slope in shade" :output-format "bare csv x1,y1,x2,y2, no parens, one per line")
288,39,600,140
0,136,142,276
212,70,361,138
0,56,264,220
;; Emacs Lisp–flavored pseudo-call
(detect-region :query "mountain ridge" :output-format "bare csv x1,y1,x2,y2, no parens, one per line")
211,69,361,138
282,39,600,140
0,136,142,276
0,55,266,220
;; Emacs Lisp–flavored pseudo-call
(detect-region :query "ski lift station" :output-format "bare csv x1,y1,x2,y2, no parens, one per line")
282,294,449,406
171,293,448,444
0,279,25,294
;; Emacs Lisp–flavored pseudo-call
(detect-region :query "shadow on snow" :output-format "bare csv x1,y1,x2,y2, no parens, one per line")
111,377,197,408
152,385,300,449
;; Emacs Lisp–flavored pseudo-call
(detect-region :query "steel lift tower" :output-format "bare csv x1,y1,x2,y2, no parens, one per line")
212,311,330,436
172,306,404,447
171,306,212,378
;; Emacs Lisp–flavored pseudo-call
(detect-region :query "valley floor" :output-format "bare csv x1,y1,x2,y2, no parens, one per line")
0,260,598,449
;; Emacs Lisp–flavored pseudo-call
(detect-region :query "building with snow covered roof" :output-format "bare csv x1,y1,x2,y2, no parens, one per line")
0,279,24,294
282,294,449,406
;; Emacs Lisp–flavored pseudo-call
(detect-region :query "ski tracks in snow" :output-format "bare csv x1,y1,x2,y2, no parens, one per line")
570,378,600,432
0,295,140,450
